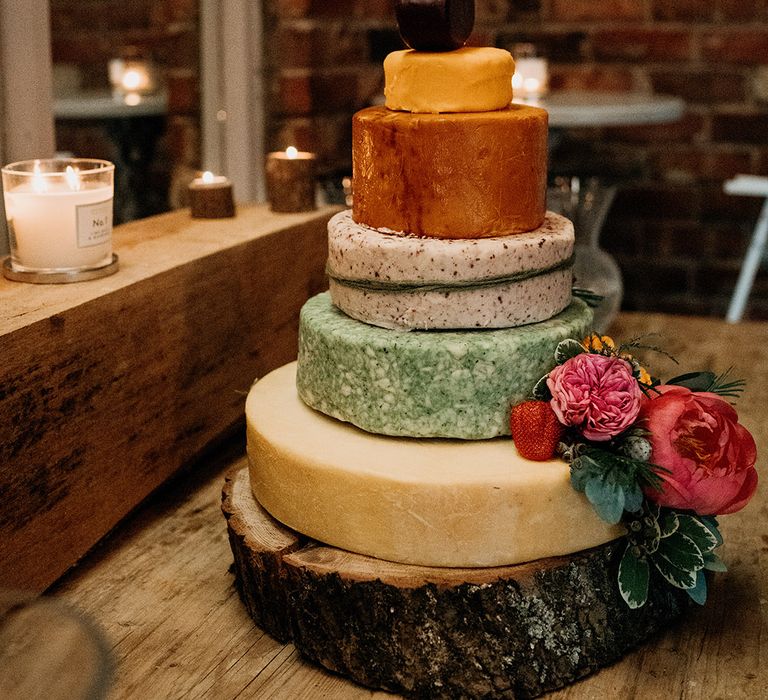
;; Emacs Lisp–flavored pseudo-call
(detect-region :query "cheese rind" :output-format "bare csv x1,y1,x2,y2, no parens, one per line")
384,47,514,113
327,209,574,330
296,293,593,438
328,210,574,284
247,363,624,568
329,271,572,330
352,105,548,238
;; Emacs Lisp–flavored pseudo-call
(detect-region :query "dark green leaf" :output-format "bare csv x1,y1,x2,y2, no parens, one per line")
703,551,728,572
667,371,717,392
618,545,649,609
677,515,719,554
659,530,705,568
585,475,625,524
652,552,698,590
698,515,724,547
687,570,708,605
554,338,585,365
532,374,552,401
658,510,679,538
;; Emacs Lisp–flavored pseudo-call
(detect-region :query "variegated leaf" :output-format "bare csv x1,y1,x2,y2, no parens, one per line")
554,338,585,365
677,514,718,554
618,545,649,609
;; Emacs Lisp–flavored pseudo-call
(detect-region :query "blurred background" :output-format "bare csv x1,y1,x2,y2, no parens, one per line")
16,0,768,318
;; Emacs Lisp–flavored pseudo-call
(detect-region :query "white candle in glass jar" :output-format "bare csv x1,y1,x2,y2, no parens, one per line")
3,160,114,271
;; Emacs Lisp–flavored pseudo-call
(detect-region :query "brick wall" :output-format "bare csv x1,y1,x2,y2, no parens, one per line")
50,0,199,219
266,0,768,319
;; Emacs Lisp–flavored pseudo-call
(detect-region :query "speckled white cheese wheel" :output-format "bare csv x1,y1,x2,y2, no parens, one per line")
297,292,593,439
248,362,623,568
327,210,574,330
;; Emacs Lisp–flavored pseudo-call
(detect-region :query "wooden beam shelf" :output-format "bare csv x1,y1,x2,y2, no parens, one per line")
0,204,335,591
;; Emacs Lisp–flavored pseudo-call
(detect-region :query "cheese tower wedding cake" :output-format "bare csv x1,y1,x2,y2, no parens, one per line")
243,11,623,568
234,1,759,697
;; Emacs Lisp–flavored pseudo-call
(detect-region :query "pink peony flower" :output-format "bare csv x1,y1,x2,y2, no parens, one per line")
547,353,642,441
639,385,758,515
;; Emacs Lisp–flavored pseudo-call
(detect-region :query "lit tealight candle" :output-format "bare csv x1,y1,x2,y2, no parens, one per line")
512,44,549,102
1,158,116,281
188,171,235,219
265,146,317,213
109,57,157,99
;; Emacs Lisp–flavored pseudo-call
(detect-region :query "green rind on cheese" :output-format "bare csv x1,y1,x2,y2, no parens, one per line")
296,292,593,439
248,362,624,568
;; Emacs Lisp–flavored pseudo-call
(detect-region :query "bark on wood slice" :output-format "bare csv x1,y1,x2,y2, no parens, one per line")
222,467,689,699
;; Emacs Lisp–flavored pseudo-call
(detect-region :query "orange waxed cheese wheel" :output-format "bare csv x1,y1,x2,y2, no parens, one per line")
352,104,548,239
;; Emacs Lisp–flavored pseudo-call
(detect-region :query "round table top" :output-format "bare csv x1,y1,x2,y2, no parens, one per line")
54,91,167,120
529,91,685,128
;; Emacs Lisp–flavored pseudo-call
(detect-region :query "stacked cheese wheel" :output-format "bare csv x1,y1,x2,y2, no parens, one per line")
245,40,619,568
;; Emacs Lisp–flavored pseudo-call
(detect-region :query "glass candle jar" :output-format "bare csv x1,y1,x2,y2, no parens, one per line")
2,158,117,281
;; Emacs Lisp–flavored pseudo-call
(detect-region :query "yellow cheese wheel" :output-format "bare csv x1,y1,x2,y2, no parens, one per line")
352,104,548,238
384,47,514,113
247,363,624,568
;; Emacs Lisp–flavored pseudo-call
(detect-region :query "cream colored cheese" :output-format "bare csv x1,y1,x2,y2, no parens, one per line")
247,363,624,568
384,47,514,113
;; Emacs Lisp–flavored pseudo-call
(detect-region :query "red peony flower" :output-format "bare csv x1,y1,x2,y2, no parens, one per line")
547,353,642,441
639,385,758,515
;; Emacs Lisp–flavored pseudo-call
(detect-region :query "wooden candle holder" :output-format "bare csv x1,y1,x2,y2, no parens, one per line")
266,150,316,213
189,175,235,218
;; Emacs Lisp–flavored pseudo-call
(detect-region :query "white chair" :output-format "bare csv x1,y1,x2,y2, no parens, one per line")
723,175,768,323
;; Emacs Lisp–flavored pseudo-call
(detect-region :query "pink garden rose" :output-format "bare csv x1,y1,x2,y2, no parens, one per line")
639,385,758,515
547,353,642,441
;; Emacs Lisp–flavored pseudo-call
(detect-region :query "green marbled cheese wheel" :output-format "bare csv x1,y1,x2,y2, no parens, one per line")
296,292,593,439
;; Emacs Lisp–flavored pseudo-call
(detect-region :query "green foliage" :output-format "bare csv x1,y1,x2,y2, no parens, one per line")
618,545,650,609
617,504,725,608
667,369,745,398
570,446,664,524
531,374,551,401
554,338,585,365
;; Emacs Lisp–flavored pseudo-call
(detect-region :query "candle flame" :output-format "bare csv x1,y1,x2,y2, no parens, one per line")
31,160,47,193
122,68,143,91
65,165,81,191
286,146,299,160
202,171,215,184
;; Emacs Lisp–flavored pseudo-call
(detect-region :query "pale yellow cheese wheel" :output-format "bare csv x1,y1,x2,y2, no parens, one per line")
247,363,624,568
384,47,514,113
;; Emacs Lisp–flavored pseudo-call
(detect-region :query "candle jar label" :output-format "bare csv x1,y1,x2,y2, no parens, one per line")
76,199,113,248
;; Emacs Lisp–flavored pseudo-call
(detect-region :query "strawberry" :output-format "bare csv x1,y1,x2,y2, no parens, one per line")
510,400,565,462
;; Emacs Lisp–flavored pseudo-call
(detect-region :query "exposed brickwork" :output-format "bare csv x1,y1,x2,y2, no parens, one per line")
51,0,768,319
49,0,199,219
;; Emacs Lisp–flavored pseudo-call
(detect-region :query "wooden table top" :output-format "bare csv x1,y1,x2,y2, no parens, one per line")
49,311,768,699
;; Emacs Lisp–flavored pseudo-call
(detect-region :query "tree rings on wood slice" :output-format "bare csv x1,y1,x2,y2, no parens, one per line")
222,467,690,699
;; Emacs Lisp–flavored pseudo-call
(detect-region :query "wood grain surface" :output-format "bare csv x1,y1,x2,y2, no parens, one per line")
42,311,768,699
0,205,334,591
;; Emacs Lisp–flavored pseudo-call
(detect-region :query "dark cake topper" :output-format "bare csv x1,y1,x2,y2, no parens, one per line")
395,0,475,52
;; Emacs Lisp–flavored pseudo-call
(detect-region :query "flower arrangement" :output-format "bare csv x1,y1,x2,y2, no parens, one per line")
510,333,758,608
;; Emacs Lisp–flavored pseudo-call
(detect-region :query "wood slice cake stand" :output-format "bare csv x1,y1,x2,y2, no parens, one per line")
222,467,689,699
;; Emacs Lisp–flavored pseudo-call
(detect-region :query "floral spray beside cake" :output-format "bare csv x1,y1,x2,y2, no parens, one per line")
510,332,758,608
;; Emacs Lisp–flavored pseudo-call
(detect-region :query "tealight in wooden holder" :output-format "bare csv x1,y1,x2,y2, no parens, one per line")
189,173,235,219
266,148,316,213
